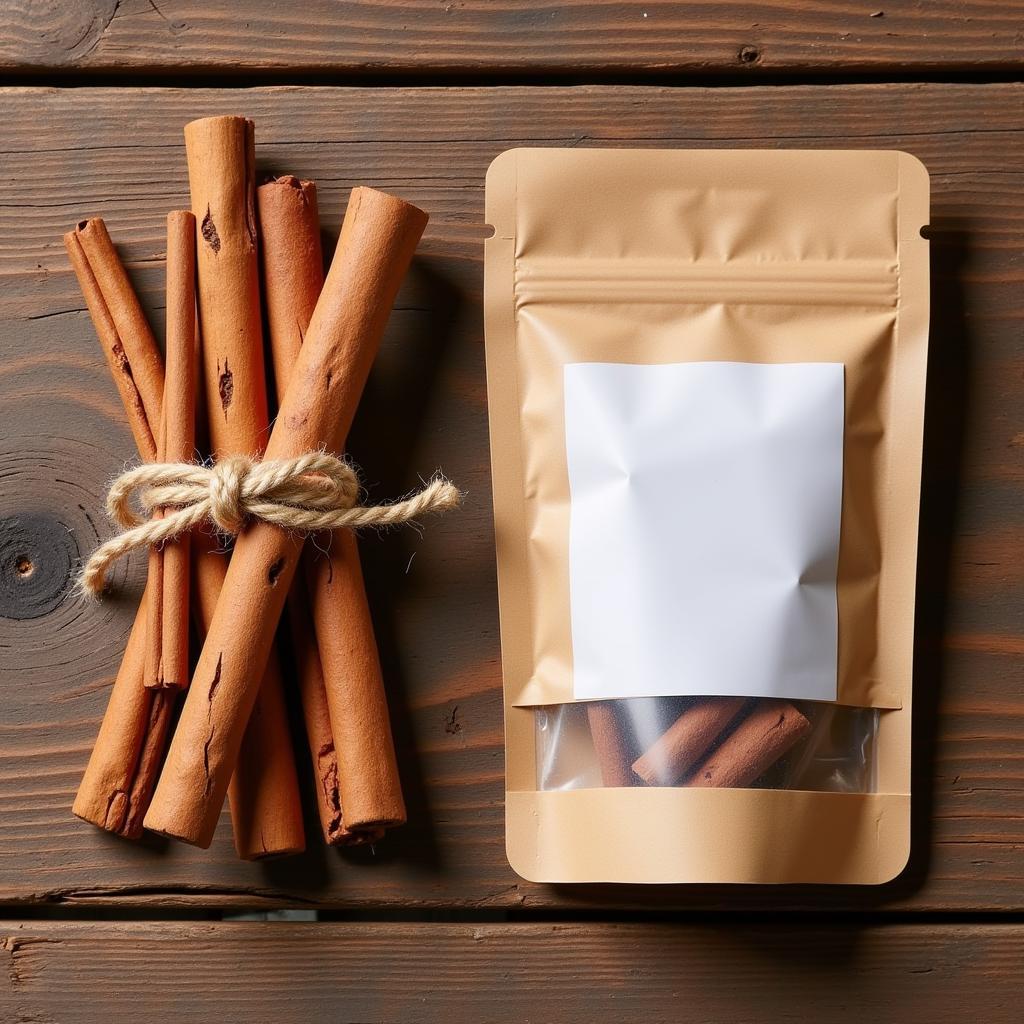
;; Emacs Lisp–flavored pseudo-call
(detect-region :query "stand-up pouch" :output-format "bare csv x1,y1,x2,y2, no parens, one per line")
484,148,929,884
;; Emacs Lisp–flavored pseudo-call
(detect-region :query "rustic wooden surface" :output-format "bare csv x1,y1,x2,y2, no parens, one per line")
0,83,1022,913
3,921,1023,1022
3,1,1024,77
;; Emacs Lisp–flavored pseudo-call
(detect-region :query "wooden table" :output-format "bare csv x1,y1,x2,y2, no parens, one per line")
1,3,1022,1020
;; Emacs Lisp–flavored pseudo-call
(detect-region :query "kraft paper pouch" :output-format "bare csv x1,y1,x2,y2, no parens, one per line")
484,148,929,884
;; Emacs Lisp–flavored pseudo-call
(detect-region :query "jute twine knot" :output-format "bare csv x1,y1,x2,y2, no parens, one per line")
81,451,461,596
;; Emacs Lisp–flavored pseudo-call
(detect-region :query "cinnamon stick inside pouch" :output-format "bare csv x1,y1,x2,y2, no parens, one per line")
586,702,635,788
66,219,171,837
179,115,304,859
145,211,196,691
631,697,746,787
145,186,427,849
257,174,383,847
686,700,811,789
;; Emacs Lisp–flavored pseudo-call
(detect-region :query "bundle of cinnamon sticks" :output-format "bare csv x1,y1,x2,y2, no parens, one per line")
68,115,429,857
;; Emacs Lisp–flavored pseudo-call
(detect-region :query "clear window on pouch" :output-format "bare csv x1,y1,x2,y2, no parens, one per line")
537,698,877,793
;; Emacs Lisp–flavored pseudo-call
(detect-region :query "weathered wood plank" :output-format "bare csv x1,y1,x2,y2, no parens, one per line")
1,1,1022,77
0,84,1022,910
2,922,1022,1022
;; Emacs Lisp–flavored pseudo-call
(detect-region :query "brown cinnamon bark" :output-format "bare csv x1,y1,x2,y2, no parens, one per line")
120,686,177,837
257,174,383,847
181,115,304,859
64,219,162,462
188,535,305,857
73,587,162,835
68,220,171,838
272,181,408,835
144,493,166,688
184,116,266,459
306,533,405,832
586,702,635,788
145,211,196,691
686,700,812,789
632,697,746,786
146,186,428,848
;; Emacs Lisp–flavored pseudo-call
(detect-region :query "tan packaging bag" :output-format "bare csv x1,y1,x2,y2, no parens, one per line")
484,148,929,884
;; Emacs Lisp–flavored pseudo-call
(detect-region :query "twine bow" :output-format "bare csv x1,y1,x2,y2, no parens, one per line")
81,451,461,596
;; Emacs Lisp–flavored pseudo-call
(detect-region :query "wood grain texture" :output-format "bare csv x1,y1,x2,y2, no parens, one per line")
0,83,1022,910
1,1,1023,77
2,922,1022,1022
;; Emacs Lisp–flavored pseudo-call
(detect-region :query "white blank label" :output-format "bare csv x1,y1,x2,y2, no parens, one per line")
564,361,844,702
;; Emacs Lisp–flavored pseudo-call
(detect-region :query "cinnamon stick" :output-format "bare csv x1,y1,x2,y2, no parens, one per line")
631,697,746,786
67,219,170,837
586,702,635,788
686,700,811,789
73,587,156,835
145,211,196,691
185,116,266,459
64,219,162,462
257,174,383,847
146,186,428,848
282,182,408,835
120,686,177,837
179,115,304,859
306,533,405,832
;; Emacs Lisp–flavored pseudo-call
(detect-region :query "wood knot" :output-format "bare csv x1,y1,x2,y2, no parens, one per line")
0,513,77,619
16,0,119,65
737,44,762,65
